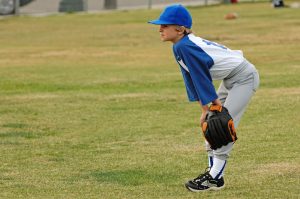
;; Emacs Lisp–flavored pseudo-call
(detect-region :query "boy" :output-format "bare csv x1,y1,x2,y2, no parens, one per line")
148,4,259,192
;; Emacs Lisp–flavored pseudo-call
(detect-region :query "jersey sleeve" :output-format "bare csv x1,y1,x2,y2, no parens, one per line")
175,42,218,105
178,65,200,101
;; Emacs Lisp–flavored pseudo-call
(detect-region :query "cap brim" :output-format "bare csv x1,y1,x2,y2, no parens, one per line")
148,19,174,25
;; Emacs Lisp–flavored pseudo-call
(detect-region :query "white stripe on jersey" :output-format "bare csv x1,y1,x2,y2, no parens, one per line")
178,59,190,72
188,34,245,80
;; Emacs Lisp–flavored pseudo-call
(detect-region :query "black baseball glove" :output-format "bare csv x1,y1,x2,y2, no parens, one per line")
202,105,237,150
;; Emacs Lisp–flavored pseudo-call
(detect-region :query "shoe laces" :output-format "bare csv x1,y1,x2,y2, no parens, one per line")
193,171,211,183
205,167,211,172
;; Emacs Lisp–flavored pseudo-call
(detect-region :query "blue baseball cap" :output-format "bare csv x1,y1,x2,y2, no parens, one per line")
148,4,192,29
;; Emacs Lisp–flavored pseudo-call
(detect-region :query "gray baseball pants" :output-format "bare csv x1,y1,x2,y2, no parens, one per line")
206,60,260,160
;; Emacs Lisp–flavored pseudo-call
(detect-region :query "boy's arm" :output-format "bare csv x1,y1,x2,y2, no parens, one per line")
176,43,218,105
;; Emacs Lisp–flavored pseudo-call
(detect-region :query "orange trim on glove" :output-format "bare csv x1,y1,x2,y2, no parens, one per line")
209,104,223,112
228,119,237,142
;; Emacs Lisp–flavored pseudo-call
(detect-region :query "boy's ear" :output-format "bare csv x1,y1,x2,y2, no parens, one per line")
176,26,186,35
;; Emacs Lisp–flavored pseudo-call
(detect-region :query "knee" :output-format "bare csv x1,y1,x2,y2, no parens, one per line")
212,142,234,160
205,141,212,152
214,154,229,160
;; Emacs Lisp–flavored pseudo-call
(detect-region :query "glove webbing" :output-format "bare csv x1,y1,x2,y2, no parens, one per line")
202,105,238,150
207,118,232,149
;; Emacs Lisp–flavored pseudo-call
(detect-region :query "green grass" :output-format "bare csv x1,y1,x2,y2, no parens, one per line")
0,2,300,198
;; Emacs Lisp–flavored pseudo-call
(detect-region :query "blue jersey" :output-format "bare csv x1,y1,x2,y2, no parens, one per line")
173,34,245,105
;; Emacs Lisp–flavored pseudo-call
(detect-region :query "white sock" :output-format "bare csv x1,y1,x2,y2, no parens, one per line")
209,158,227,179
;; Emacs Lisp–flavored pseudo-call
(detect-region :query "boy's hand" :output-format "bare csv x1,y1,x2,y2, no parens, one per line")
200,111,208,126
199,98,222,126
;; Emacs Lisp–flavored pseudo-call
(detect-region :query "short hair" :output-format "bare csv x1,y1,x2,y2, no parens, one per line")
176,25,192,35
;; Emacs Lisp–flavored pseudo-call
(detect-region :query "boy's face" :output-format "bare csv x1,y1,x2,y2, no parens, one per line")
159,25,183,43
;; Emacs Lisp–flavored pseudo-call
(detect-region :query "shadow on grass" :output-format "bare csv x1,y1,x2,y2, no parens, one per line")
1,123,38,139
90,169,178,186
2,123,27,128
0,131,40,139
1,122,59,139
0,130,57,139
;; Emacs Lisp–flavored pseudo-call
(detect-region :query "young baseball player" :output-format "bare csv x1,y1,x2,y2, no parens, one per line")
148,4,259,191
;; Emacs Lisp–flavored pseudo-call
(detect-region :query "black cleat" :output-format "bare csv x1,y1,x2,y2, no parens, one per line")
185,171,225,192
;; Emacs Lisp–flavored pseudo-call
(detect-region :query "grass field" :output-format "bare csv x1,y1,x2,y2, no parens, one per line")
0,1,300,198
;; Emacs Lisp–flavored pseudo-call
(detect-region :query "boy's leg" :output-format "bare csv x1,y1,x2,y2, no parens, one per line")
205,81,228,169
223,70,259,128
186,67,259,191
210,71,259,179
217,81,228,105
